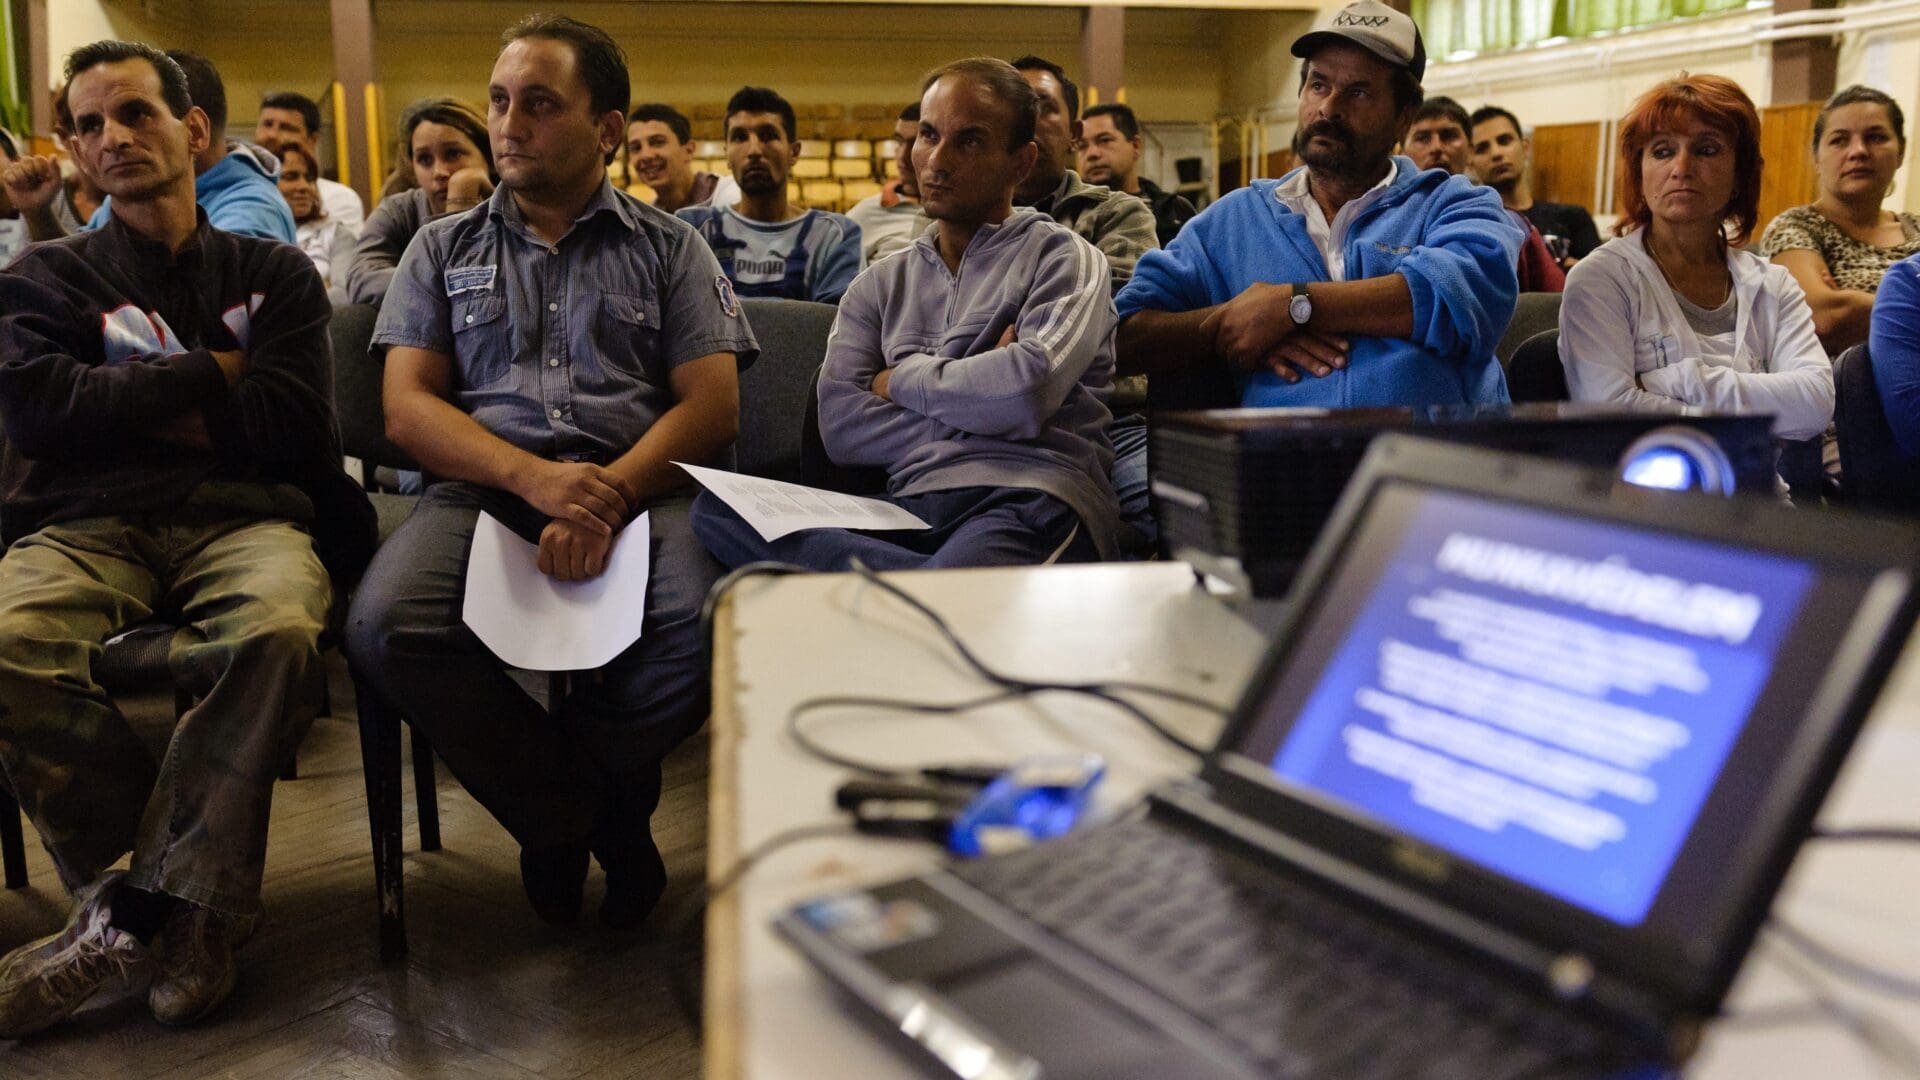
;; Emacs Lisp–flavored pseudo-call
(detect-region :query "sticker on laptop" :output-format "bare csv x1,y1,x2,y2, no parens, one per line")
445,265,498,296
715,273,740,318
795,893,941,953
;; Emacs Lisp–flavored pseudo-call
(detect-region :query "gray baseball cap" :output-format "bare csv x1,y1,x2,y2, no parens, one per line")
1292,0,1428,82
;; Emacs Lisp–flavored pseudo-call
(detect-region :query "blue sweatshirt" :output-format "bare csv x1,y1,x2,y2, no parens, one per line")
1115,156,1521,408
1869,253,1920,457
88,141,296,245
817,208,1120,557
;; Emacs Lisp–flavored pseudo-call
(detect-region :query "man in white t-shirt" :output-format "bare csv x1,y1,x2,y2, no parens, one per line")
677,86,863,304
625,103,740,214
844,102,923,262
254,91,364,230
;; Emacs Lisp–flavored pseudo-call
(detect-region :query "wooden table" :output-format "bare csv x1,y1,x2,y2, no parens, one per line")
705,562,1920,1079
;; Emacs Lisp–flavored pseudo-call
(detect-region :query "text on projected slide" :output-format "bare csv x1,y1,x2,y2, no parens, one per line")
1270,492,1812,924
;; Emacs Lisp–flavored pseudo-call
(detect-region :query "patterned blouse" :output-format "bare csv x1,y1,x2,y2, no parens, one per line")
1757,204,1920,292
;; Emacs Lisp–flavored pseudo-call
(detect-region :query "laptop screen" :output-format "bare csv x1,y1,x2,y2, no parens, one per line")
1237,484,1818,927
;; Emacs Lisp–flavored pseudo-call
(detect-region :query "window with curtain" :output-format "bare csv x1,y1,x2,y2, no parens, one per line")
1412,0,1754,58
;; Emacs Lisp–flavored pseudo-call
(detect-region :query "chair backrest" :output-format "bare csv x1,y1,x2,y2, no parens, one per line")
330,303,420,472
1834,341,1920,512
738,298,839,482
801,364,890,495
1506,328,1569,403
1495,291,1564,369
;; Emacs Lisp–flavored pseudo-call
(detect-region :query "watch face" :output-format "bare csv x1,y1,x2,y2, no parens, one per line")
1290,293,1312,324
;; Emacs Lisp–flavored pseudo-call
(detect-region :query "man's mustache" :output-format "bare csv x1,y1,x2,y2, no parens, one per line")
1298,120,1354,149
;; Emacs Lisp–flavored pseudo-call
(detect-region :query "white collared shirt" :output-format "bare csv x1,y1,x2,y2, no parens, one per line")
1273,165,1395,281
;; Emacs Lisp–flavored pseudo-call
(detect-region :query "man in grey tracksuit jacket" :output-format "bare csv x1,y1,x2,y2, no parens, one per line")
692,204,1120,570
693,57,1120,571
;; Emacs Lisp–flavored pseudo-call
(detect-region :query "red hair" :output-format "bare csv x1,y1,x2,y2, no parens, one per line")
1613,73,1763,245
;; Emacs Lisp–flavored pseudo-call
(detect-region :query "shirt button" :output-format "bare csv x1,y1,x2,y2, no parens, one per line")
550,408,562,419
465,314,474,324
548,358,560,367
548,246,559,255
548,302,558,312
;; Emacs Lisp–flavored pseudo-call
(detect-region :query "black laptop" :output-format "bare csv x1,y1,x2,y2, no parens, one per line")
776,435,1920,1080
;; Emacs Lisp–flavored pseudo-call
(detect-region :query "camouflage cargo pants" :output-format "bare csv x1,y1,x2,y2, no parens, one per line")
0,495,329,917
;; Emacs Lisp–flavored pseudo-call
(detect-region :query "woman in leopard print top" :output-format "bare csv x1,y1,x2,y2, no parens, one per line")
1759,85,1919,354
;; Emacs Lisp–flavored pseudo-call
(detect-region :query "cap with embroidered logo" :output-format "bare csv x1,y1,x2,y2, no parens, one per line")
1291,0,1427,82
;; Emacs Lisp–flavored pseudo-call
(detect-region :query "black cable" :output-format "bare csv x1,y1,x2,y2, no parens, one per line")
1490,1050,1664,1080
1770,918,1920,1000
1763,936,1920,1076
699,560,812,642
784,688,1029,777
667,822,882,1035
1812,825,1920,845
840,558,1222,756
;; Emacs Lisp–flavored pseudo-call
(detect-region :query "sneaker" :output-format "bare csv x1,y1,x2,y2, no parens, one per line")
519,844,590,925
0,871,149,1039
148,903,246,1027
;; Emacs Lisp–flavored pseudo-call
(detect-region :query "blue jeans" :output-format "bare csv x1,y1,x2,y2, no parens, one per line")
690,486,1095,573
1109,414,1155,548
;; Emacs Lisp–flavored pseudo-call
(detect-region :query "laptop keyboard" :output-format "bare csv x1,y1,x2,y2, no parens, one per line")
948,817,1628,1080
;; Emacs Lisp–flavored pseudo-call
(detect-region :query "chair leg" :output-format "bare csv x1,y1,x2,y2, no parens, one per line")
0,788,27,890
351,666,407,961
409,726,441,853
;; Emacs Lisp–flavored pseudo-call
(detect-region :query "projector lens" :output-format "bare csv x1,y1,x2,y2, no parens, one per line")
1617,427,1735,496
1621,448,1698,491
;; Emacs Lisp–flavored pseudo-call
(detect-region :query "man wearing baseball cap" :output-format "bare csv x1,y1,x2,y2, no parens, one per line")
1114,0,1522,411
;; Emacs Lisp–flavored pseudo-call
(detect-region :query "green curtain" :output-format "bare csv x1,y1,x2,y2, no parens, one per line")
0,0,26,135
1422,0,1754,57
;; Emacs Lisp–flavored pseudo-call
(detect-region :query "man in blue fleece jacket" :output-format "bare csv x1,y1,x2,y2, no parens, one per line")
693,57,1119,570
1115,0,1521,411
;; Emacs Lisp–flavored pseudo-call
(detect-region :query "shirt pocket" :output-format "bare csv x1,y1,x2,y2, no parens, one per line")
1634,332,1678,376
583,290,666,387
451,295,511,389
1354,240,1412,279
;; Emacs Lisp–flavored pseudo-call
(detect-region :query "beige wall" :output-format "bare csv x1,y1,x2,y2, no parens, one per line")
52,1,1239,146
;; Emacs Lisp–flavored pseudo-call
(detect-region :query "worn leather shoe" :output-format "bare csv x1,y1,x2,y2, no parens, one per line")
520,844,590,925
594,829,667,930
0,871,149,1039
148,903,247,1027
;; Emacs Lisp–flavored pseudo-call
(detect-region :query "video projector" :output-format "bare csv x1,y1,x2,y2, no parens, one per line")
1149,404,1779,597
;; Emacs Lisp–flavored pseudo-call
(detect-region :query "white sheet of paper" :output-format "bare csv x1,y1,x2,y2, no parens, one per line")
461,511,650,672
676,462,929,541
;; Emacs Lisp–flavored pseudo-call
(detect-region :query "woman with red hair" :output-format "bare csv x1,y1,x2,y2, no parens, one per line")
1559,74,1833,453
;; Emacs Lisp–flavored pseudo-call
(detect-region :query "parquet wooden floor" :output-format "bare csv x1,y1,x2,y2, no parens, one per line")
0,657,708,1078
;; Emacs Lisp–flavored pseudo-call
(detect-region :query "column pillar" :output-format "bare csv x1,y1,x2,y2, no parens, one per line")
24,0,49,137
329,0,379,205
1081,6,1125,109
1770,0,1838,105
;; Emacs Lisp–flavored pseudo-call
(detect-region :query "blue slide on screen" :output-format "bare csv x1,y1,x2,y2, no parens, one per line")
1271,491,1812,925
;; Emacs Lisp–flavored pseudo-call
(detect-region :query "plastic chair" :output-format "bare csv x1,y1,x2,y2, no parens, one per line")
1494,292,1564,369
737,299,839,482
1506,329,1569,403
1834,342,1920,514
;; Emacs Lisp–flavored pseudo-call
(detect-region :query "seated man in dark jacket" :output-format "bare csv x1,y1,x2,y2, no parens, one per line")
0,40,371,1038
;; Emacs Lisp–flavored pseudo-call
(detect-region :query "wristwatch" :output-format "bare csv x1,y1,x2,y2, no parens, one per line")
1287,283,1313,327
